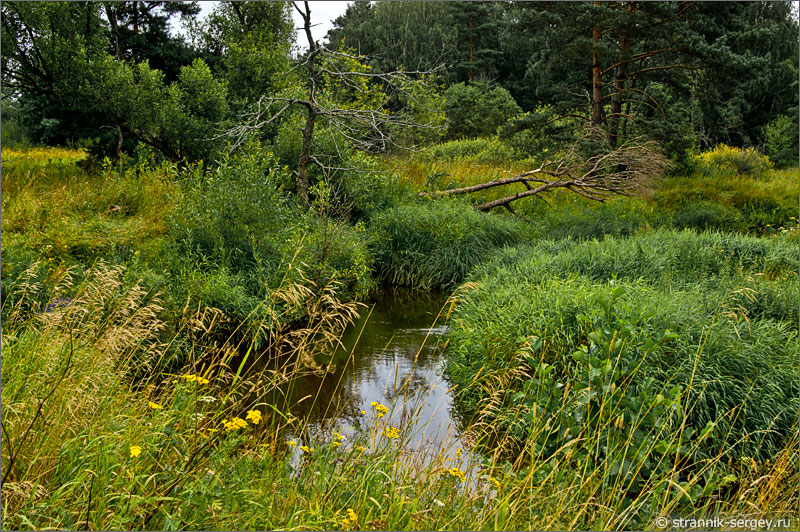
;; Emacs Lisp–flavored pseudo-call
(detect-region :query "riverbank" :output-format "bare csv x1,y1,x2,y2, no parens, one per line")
2,146,798,530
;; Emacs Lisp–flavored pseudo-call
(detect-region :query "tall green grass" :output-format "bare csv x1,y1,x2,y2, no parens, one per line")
445,229,799,465
369,200,532,289
3,259,796,530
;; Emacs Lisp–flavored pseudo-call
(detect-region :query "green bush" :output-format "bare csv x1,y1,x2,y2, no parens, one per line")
762,114,799,168
522,197,663,241
443,82,521,139
695,144,773,177
369,200,530,289
319,152,409,221
174,145,295,270
446,230,799,463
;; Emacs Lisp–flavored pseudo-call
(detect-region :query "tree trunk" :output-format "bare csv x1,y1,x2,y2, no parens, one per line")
608,2,635,147
297,110,316,207
591,3,604,129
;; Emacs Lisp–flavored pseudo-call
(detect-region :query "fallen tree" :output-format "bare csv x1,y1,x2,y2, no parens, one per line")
419,140,671,213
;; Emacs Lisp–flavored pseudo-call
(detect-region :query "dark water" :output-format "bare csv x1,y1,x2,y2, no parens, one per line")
261,288,469,462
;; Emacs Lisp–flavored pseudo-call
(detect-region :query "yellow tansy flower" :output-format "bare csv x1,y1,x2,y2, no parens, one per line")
148,401,163,410
332,441,342,447
445,467,465,482
223,417,248,431
246,410,262,425
355,445,366,452
382,426,400,439
288,440,297,447
489,476,501,490
300,445,314,453
129,445,142,458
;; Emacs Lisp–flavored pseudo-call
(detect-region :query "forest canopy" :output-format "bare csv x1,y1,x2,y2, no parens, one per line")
2,1,797,167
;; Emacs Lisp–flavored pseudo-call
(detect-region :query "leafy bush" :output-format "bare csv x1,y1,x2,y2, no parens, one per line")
762,114,799,168
318,152,409,221
174,145,295,272
695,144,773,177
443,82,521,139
369,200,530,288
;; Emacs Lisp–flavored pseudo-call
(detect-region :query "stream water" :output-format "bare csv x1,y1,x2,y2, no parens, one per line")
261,288,471,467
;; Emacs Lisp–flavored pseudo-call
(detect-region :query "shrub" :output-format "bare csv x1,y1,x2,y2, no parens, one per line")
369,200,530,289
173,144,295,273
762,114,799,168
695,144,773,177
443,82,521,139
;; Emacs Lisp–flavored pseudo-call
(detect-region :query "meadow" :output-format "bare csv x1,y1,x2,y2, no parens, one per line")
1,142,798,530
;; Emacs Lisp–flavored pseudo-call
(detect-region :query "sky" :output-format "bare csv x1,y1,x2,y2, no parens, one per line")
194,1,352,46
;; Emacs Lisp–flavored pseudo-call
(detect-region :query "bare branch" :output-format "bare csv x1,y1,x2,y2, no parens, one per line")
420,140,671,213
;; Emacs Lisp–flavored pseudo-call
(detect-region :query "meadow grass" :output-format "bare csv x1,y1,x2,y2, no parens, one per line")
2,260,796,530
2,145,798,530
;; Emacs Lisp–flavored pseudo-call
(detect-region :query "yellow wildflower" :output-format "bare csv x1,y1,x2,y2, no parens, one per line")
333,431,344,441
371,401,389,417
129,445,142,458
455,447,462,458
288,440,297,447
148,401,163,410
246,410,262,425
180,374,210,385
360,410,366,415
342,507,358,528
223,417,248,431
489,476,501,490
332,441,342,447
300,445,314,453
445,467,465,482
355,445,366,452
382,426,400,439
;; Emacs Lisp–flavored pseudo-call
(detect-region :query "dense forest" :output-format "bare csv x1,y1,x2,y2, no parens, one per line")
1,2,798,531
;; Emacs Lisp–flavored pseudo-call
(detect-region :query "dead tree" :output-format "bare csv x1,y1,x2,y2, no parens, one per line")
419,140,670,214
225,1,441,207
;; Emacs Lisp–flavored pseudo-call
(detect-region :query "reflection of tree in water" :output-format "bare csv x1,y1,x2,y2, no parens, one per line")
254,289,451,434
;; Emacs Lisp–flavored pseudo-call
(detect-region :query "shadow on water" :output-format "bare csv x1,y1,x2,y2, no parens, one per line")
250,287,471,461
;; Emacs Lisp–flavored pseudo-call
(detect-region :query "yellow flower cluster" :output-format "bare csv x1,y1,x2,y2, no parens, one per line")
342,508,358,528
445,466,465,482
180,374,210,385
245,410,262,425
370,401,389,417
300,445,314,453
288,440,298,448
382,426,400,439
489,476,501,490
148,401,163,410
2,147,87,164
223,417,248,431
355,445,366,452
130,445,142,458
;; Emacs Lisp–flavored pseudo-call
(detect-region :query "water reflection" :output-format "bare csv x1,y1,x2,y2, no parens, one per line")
256,289,469,463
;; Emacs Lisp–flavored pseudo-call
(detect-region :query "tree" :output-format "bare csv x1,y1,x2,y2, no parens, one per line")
443,82,521,139
199,1,294,110
419,139,670,215
227,1,443,207
514,1,798,150
102,1,200,82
